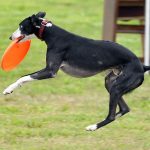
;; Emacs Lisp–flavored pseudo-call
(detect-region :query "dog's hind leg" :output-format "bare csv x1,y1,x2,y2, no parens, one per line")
86,64,144,131
104,71,130,118
116,98,130,118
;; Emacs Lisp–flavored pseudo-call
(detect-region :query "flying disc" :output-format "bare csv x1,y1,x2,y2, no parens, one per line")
1,39,31,71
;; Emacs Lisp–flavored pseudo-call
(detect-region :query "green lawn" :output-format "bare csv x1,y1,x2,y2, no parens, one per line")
0,0,150,150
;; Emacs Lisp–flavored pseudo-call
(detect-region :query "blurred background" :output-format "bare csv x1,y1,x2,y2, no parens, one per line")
0,0,149,150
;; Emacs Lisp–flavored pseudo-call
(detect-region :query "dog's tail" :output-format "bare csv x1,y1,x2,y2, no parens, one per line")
143,65,150,72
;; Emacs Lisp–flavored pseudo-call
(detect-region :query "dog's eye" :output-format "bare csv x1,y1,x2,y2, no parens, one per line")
19,23,32,35
20,25,24,30
20,25,27,34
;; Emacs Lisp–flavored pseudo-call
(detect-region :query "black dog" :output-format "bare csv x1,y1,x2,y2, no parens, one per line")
3,12,150,131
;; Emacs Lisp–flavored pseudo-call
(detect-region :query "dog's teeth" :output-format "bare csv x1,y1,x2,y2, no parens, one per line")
86,124,97,131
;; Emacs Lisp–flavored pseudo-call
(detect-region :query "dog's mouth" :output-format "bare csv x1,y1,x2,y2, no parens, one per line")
17,35,25,42
10,35,25,42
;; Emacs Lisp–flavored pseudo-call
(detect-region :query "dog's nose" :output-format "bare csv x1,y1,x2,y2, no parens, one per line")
9,36,12,40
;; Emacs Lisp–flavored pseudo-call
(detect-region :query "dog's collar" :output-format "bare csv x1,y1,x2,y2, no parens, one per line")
37,19,52,40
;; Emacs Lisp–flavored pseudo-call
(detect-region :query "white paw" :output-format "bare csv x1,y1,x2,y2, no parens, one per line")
3,87,13,95
3,83,19,95
86,124,97,131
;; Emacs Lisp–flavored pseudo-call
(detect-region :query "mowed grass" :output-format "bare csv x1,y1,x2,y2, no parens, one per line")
0,0,150,150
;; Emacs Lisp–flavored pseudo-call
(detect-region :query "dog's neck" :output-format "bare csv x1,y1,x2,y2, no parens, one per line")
34,19,52,40
34,23,72,48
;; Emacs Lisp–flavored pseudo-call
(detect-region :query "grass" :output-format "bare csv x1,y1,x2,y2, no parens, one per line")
0,0,150,150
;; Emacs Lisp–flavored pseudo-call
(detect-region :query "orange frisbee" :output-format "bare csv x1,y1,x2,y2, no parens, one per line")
1,39,31,71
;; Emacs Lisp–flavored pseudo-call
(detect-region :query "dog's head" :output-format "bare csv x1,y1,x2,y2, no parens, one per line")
10,12,47,42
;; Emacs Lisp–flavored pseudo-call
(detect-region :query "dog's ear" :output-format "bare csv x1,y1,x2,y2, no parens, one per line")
36,12,46,18
30,14,41,27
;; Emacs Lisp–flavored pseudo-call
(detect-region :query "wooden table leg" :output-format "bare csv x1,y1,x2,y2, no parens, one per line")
102,0,119,41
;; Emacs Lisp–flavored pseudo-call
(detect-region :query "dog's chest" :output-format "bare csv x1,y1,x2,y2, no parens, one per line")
60,62,99,78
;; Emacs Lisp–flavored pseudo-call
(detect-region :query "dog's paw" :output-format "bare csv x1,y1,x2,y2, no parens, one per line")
86,124,97,131
3,84,17,95
3,87,13,95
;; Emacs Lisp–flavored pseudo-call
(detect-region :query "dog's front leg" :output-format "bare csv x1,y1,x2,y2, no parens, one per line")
3,47,65,95
3,67,56,95
3,75,35,95
3,68,58,95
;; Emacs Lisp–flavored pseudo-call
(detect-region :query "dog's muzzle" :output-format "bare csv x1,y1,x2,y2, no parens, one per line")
9,35,25,42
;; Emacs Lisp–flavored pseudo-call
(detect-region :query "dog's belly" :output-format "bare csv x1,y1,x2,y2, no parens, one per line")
60,62,99,78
